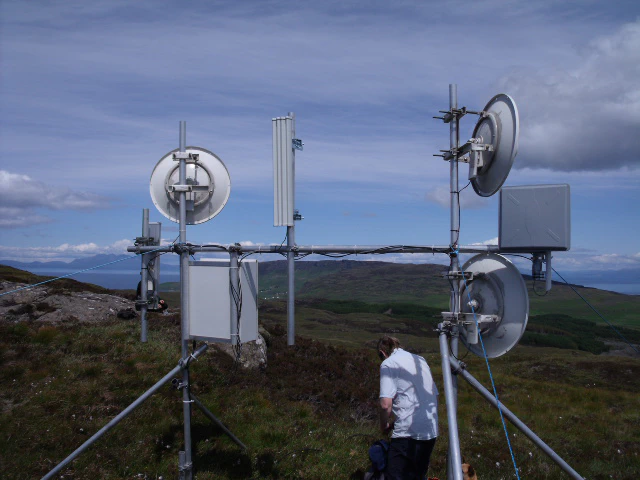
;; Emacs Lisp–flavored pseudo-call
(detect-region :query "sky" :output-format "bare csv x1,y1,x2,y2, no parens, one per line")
0,1,639,290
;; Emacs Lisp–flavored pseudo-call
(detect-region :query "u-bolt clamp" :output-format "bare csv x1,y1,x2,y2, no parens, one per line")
171,378,187,391
451,360,467,375
436,322,454,335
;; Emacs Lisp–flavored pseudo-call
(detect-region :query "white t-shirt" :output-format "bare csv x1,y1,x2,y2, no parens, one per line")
379,348,438,440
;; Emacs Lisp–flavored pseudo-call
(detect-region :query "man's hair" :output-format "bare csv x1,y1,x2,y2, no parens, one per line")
377,336,401,356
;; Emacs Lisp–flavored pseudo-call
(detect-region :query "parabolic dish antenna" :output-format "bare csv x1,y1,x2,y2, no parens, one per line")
470,94,519,197
459,253,529,358
150,146,231,225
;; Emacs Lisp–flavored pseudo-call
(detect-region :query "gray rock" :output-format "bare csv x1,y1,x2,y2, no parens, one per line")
0,281,135,324
214,333,268,370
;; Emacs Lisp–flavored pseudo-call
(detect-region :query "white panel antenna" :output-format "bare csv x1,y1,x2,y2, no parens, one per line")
273,116,295,226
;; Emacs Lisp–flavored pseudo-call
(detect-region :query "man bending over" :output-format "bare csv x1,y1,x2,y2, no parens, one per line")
378,336,439,480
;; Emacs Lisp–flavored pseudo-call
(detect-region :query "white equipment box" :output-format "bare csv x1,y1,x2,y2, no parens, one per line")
187,259,258,343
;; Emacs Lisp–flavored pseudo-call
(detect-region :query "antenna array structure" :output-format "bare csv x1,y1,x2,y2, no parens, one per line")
44,86,580,480
432,85,576,480
42,123,244,480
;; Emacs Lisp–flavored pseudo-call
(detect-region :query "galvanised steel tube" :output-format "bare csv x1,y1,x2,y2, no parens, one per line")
287,112,296,346
449,358,585,480
230,250,240,346
140,209,150,342
448,83,461,480
41,344,209,480
287,225,295,346
127,244,501,255
439,326,463,480
191,394,247,450
178,121,193,480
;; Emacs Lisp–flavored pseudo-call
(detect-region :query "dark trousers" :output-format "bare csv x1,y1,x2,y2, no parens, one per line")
386,437,436,480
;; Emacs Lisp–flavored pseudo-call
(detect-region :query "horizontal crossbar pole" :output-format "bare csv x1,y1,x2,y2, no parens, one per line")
127,244,501,255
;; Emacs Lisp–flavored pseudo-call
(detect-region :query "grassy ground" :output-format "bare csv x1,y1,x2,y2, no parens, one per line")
1,304,639,479
527,283,640,328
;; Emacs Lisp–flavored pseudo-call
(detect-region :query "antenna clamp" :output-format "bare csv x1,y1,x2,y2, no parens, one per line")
172,152,200,163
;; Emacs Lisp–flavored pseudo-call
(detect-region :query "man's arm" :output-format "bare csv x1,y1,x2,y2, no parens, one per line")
379,397,393,434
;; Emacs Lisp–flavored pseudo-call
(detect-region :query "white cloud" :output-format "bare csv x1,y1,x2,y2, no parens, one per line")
0,170,110,209
472,237,499,246
588,253,640,268
0,207,52,228
239,240,264,247
425,185,489,209
0,239,132,263
0,170,113,228
528,250,640,273
0,0,638,283
499,20,640,172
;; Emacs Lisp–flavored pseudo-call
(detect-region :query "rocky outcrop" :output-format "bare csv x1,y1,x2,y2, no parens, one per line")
0,280,271,368
214,333,268,370
0,281,136,323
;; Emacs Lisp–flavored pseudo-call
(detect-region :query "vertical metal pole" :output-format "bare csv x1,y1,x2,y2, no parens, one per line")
177,121,193,480
41,344,208,480
447,83,461,479
287,112,296,346
545,251,553,292
287,224,295,346
140,209,150,342
449,83,460,359
230,250,240,346
439,326,463,480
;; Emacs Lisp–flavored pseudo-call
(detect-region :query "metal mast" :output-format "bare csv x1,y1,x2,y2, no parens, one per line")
287,112,296,346
436,84,464,480
177,121,194,480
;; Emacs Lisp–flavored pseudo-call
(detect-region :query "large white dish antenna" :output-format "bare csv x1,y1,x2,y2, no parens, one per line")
459,253,529,358
470,94,519,197
150,146,231,225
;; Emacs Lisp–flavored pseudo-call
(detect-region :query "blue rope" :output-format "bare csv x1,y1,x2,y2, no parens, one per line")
459,260,521,480
552,268,639,355
0,247,167,298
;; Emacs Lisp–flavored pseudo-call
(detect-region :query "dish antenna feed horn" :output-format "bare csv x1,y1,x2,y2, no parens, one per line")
150,146,231,224
444,253,529,358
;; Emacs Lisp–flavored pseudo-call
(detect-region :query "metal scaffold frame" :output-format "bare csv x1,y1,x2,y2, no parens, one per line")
44,86,584,479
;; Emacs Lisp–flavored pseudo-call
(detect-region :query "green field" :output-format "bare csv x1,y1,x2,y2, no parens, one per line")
162,259,640,329
1,309,639,479
2,263,639,478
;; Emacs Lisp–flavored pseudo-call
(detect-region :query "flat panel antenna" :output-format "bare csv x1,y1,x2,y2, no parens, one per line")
150,146,231,225
273,115,295,227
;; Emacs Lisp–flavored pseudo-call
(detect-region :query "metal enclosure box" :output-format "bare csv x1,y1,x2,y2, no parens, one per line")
499,184,570,252
148,222,162,300
148,222,162,246
187,260,258,343
273,116,295,226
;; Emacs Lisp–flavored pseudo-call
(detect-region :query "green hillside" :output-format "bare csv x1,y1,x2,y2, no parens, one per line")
1,265,639,478
1,302,639,478
163,259,640,328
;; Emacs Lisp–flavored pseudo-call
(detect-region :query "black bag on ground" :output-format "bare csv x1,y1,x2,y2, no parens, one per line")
364,439,389,480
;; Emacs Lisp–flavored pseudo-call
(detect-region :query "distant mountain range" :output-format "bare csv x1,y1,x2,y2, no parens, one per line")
0,254,180,290
1,254,638,295
558,268,640,285
1,254,180,272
